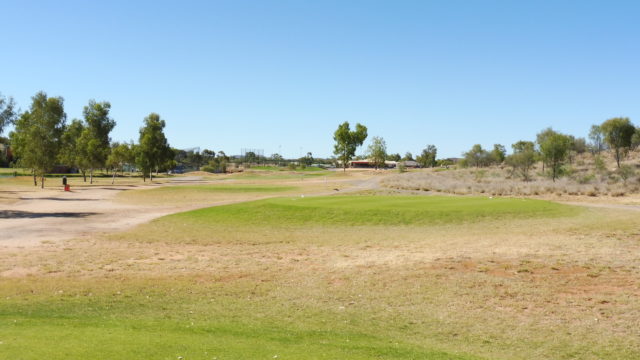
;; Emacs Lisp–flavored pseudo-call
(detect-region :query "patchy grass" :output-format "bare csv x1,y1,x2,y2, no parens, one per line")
116,184,302,206
3,189,640,359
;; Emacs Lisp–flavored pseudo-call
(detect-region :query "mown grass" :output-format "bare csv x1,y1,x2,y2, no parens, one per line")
0,277,479,360
4,191,639,359
177,195,578,227
110,195,581,247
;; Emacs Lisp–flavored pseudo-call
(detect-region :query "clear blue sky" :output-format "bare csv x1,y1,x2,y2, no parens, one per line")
2,0,639,158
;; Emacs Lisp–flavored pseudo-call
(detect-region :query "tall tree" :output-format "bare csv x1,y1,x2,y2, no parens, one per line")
506,141,536,181
366,136,387,169
588,125,605,154
333,122,368,171
59,119,86,176
78,100,116,183
136,113,171,181
107,142,135,184
463,144,490,168
536,127,556,172
491,144,506,164
600,117,635,168
0,92,17,136
10,92,66,188
539,132,572,181
416,145,437,168
631,128,640,151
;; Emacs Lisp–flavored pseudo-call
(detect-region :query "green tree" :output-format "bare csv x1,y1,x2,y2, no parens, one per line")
333,122,367,171
600,117,636,168
386,153,401,162
631,128,640,150
491,144,506,164
588,125,605,154
270,153,284,166
539,132,572,181
0,93,17,136
463,144,490,168
136,113,172,181
107,142,135,184
416,145,437,168
402,152,414,161
366,136,387,169
536,127,556,172
58,119,86,176
78,100,116,183
301,152,314,166
10,92,66,188
506,141,536,181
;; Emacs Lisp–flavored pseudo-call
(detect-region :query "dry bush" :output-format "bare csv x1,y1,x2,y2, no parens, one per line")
382,151,640,197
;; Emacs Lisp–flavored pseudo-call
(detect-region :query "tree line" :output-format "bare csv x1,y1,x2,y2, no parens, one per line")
1,91,173,187
332,118,640,182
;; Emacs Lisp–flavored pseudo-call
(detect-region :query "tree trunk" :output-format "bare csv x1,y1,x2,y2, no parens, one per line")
112,170,116,184
82,170,87,182
40,175,44,189
150,171,153,182
615,148,621,168
33,173,37,186
90,169,94,184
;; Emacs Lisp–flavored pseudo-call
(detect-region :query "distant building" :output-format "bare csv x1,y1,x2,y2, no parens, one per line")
349,159,397,169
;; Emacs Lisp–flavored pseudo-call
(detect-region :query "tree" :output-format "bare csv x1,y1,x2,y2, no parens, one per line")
107,142,135,184
463,144,490,168
386,153,401,162
333,122,367,171
270,153,284,166
366,136,387,169
600,117,636,168
536,127,556,172
631,128,640,151
491,144,506,164
58,119,85,176
402,152,414,161
10,92,66,188
300,152,314,166
136,113,172,181
78,100,116,183
0,93,17,136
416,145,437,168
506,141,536,181
588,125,605,154
539,132,572,181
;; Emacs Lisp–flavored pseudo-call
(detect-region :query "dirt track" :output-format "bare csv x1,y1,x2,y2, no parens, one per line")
0,177,219,247
0,173,383,247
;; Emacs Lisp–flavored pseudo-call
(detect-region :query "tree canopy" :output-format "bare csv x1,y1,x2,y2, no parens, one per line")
137,113,172,181
10,92,66,187
366,136,387,169
600,117,636,168
333,122,367,171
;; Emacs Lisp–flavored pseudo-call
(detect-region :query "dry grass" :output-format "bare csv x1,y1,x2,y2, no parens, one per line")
383,151,640,198
2,197,639,358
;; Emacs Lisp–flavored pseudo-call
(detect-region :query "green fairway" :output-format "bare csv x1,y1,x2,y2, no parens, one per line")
174,195,578,227
0,278,480,360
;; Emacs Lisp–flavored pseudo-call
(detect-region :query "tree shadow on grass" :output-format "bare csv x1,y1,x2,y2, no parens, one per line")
0,210,98,219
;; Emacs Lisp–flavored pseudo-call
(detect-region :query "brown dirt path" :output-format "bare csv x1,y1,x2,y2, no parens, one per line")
0,173,383,247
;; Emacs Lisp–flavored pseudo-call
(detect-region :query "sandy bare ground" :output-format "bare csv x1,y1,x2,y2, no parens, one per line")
0,173,382,248
0,177,217,247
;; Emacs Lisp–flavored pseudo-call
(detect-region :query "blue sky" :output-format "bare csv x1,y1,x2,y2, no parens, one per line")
2,0,639,158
